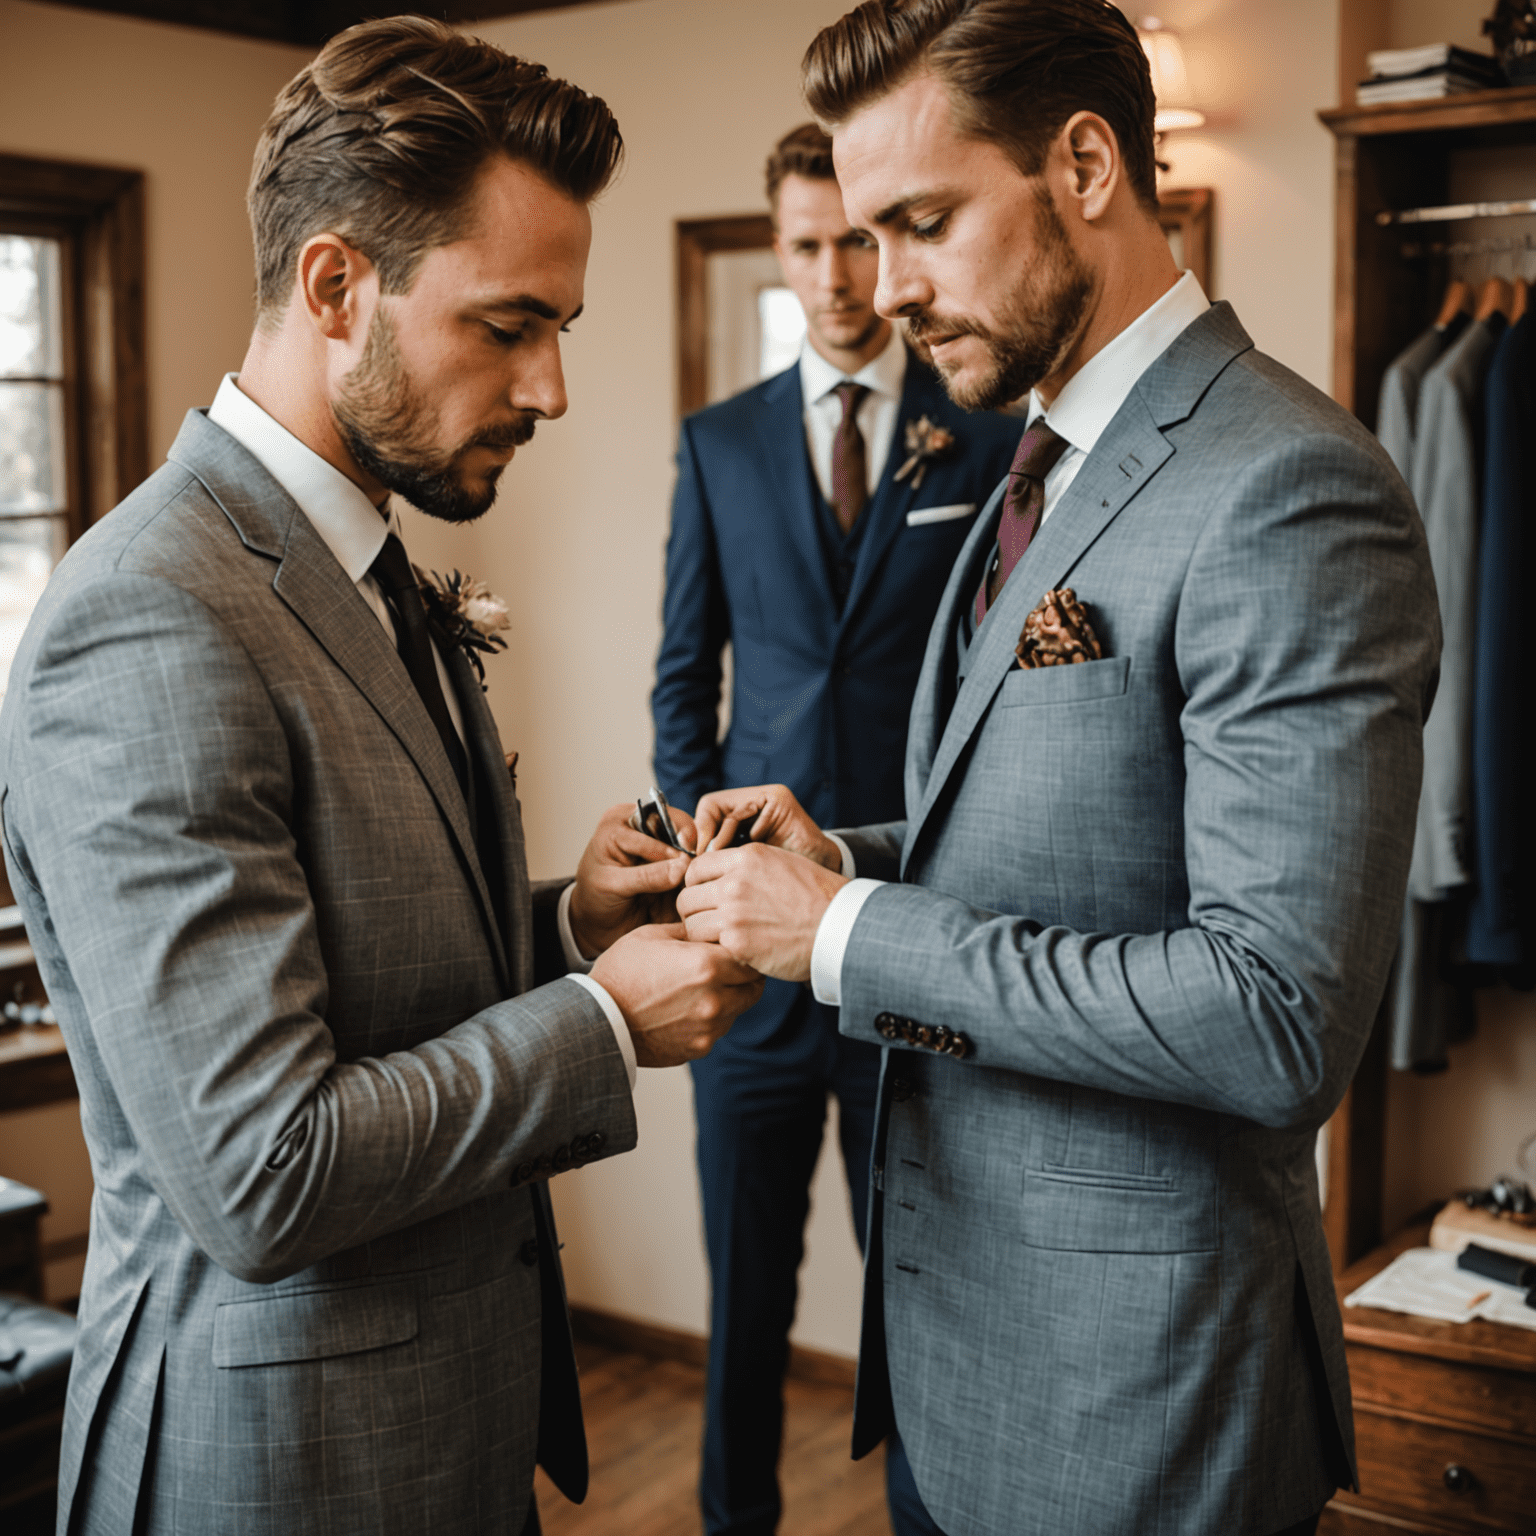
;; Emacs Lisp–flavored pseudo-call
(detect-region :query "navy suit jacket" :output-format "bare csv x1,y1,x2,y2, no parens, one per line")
653,353,1020,843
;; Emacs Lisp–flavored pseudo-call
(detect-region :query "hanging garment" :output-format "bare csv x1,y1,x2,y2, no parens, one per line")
1468,310,1536,982
1377,314,1469,481
1386,313,1506,1071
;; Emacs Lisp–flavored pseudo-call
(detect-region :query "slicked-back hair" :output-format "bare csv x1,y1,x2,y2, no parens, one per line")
248,14,623,326
802,0,1159,212
765,123,837,221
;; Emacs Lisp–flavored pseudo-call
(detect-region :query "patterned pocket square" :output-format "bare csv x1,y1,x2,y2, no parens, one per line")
1016,587,1105,668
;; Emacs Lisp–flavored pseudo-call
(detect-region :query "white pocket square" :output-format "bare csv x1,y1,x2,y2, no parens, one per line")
906,502,977,527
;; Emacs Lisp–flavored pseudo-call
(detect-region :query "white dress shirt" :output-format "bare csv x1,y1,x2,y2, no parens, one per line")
208,375,634,1085
809,272,1213,1005
800,325,908,502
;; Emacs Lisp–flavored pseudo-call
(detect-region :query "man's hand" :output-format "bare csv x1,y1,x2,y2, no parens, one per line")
569,802,696,958
676,844,847,982
692,783,842,870
591,923,764,1066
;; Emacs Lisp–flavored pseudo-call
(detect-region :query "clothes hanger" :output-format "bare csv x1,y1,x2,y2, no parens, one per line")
1474,275,1513,321
1435,277,1471,327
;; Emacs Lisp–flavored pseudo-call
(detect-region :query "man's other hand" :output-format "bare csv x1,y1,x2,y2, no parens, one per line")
591,923,764,1067
676,844,847,983
692,783,841,870
569,802,696,957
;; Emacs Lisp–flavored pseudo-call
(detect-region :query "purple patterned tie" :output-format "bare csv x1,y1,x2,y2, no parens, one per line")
975,418,1072,625
830,382,871,533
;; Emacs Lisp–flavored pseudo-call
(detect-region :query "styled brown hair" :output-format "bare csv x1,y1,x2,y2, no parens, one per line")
248,14,623,325
802,0,1159,211
764,123,837,219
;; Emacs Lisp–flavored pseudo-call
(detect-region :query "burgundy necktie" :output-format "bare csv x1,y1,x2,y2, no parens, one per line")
830,382,871,534
975,419,1072,625
370,532,470,799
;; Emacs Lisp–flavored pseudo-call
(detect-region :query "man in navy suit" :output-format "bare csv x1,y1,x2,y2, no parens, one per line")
652,124,1019,1536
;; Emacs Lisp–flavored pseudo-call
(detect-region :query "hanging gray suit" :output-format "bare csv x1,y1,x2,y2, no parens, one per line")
0,410,637,1535
832,305,1439,1536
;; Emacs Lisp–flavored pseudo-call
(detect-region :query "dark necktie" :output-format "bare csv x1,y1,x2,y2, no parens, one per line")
830,382,871,534
974,419,1072,625
370,532,470,799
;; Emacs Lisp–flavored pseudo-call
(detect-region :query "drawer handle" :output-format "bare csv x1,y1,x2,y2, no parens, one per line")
1443,1464,1475,1495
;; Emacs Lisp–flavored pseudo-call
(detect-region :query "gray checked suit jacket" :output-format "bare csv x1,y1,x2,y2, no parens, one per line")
0,410,638,1535
834,305,1439,1536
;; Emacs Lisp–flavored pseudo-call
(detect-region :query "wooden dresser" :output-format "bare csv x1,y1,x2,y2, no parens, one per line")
1321,1222,1536,1534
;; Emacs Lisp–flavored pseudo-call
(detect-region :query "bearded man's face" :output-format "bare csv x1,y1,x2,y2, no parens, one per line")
332,154,591,523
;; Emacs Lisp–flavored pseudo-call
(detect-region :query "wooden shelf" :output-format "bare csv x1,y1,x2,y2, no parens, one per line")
1321,83,1536,139
0,1027,75,1113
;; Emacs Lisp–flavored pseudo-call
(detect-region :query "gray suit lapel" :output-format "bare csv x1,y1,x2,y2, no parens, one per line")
901,304,1254,874
168,411,507,975
443,645,522,992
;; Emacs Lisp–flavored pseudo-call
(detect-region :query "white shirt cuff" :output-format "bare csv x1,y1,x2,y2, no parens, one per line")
568,972,637,1090
557,880,594,971
825,832,857,879
810,877,883,1007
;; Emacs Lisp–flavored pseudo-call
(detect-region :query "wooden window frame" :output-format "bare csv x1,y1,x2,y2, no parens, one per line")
0,152,148,537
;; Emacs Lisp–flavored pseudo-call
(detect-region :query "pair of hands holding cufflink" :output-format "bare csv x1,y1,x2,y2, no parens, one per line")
568,784,847,994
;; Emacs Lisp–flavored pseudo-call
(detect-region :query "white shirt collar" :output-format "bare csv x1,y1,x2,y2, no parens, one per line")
1026,271,1211,451
207,373,394,583
799,323,907,408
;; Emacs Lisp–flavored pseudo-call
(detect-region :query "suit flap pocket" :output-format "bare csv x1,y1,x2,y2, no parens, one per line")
997,654,1129,708
1022,1168,1215,1253
906,502,977,527
213,1283,418,1368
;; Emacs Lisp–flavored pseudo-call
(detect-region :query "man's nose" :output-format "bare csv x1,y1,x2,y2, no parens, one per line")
818,245,851,294
874,251,929,320
514,337,568,421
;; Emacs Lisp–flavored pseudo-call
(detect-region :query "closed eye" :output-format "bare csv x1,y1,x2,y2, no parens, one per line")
912,215,948,241
485,322,523,347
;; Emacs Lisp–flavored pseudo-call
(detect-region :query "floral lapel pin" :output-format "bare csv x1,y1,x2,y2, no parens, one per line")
894,415,957,490
414,567,511,686
1016,587,1105,669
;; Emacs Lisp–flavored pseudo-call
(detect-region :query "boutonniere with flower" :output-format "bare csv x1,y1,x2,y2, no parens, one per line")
415,567,511,686
894,415,957,490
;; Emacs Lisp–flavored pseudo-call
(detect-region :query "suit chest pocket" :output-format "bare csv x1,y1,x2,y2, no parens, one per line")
997,654,1130,708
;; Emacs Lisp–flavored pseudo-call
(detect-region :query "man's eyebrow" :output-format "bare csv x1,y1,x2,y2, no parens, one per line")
481,294,584,325
871,192,936,227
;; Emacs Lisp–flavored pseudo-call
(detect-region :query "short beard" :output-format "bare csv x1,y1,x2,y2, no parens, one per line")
907,187,1093,412
332,308,535,525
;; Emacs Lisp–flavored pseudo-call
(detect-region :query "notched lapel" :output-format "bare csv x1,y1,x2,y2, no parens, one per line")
901,391,1173,875
751,371,837,617
170,411,506,970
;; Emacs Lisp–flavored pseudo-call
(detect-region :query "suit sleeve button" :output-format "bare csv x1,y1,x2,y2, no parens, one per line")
552,1144,574,1172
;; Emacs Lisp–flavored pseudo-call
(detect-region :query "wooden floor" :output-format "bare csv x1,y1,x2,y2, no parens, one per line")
534,1340,893,1536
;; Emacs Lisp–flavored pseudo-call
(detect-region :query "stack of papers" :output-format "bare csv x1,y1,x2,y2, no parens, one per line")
1357,43,1503,105
1345,1247,1536,1332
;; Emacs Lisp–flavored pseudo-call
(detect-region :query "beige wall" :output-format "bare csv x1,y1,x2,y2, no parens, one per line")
0,0,309,1300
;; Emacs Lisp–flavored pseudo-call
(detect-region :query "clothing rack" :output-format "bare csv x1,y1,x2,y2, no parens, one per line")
1399,230,1536,259
1376,196,1536,226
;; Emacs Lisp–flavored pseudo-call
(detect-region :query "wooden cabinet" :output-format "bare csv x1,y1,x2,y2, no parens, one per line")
1321,1225,1536,1535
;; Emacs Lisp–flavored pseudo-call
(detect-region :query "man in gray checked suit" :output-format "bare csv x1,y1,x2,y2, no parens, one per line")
678,3,1440,1534
0,19,759,1536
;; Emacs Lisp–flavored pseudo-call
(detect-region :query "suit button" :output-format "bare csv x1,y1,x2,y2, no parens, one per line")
513,1161,533,1185
518,1238,539,1267
582,1131,606,1157
552,1143,574,1172
889,1077,916,1103
875,1012,901,1040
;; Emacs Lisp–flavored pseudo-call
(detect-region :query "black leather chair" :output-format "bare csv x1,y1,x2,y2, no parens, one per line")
0,1292,77,1535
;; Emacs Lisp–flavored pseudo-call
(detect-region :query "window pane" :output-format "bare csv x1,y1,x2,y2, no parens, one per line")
758,285,806,380
0,515,65,700
0,380,67,514
0,235,63,380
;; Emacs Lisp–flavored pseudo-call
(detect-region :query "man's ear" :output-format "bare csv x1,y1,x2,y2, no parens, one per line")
296,232,375,343
1058,111,1121,224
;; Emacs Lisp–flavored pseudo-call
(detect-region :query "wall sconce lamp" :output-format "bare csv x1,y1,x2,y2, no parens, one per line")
1137,16,1205,172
